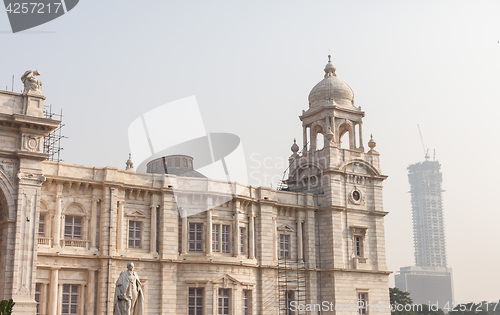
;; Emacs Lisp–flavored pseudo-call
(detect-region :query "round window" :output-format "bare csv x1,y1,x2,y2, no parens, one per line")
352,190,361,201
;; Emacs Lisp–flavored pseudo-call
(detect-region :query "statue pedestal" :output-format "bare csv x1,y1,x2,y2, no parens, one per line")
22,91,45,117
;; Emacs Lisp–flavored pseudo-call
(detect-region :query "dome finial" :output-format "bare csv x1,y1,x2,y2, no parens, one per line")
324,55,336,77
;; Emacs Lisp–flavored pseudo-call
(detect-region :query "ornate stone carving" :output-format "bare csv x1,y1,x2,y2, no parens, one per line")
22,134,43,153
17,172,45,185
277,224,295,233
0,160,16,183
21,70,43,95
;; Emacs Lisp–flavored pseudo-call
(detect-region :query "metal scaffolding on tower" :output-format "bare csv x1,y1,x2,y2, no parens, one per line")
43,104,66,162
277,235,307,314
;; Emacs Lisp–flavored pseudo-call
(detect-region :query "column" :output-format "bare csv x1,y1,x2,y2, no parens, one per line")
302,125,307,153
309,129,316,152
206,209,212,255
249,213,255,260
353,123,357,148
233,202,240,257
150,205,157,254
116,201,124,251
297,219,303,262
53,184,63,248
359,122,364,151
90,194,97,250
87,269,96,314
42,283,49,315
181,209,188,254
48,268,59,315
57,283,63,315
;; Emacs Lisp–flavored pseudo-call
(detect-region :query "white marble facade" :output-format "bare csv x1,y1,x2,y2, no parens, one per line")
0,58,390,314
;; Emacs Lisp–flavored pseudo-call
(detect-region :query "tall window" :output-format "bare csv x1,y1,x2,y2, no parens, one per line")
240,227,247,255
189,223,203,251
221,225,231,253
39,214,46,237
128,221,142,248
35,283,41,315
218,288,230,315
279,234,290,259
358,292,368,315
64,216,82,240
62,284,79,315
243,290,251,315
189,288,203,315
354,236,364,257
213,224,220,252
213,224,231,253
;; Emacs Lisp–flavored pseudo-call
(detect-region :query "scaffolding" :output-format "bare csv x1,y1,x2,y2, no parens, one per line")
43,105,66,162
277,230,307,314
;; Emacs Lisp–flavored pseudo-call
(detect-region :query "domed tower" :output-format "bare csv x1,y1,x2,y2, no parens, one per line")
285,56,389,308
286,55,384,203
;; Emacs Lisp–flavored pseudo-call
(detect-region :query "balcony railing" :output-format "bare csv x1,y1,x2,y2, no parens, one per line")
37,237,51,246
61,239,89,249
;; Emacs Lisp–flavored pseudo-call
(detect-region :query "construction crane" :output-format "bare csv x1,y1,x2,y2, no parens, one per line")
417,124,430,160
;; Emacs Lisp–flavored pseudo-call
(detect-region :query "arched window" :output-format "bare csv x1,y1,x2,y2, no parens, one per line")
316,133,325,151
338,123,352,149
310,124,324,152
62,203,87,248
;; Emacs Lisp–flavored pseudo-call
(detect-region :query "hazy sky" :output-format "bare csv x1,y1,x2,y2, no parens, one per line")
1,0,499,303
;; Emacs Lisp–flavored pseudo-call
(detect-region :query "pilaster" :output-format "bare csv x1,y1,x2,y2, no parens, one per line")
89,191,98,250
233,201,240,257
206,209,212,256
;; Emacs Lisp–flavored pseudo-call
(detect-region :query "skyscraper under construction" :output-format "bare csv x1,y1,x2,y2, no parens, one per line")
409,160,447,268
395,159,454,308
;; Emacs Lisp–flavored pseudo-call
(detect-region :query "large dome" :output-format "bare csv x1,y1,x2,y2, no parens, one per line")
308,56,354,108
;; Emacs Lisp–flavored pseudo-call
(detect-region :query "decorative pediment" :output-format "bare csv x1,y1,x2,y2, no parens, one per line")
212,274,244,286
65,203,85,214
277,224,295,233
341,160,380,177
40,199,49,211
126,209,147,218
350,226,368,236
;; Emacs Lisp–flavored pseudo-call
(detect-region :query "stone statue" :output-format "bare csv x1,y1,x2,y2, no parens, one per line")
113,262,145,315
20,70,42,94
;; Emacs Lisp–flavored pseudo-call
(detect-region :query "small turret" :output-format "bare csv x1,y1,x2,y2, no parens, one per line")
125,153,135,172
